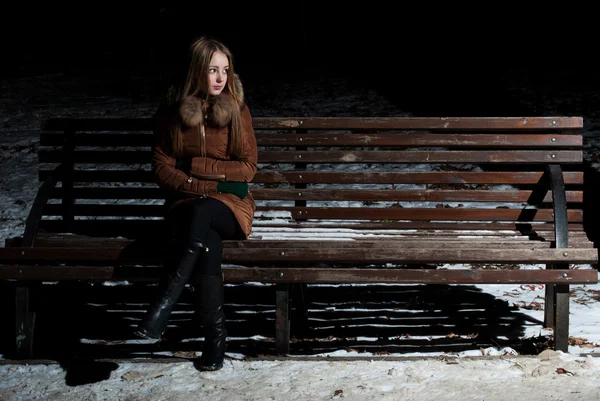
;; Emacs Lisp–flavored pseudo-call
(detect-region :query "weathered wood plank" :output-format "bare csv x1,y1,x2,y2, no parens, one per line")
47,187,583,203
249,117,584,130
38,204,583,222
254,133,582,147
250,222,587,231
251,189,583,203
0,247,595,264
38,170,585,185
33,220,586,243
256,207,583,222
0,265,595,284
38,150,583,164
223,268,597,284
40,133,582,148
258,150,582,164
23,235,594,249
40,116,584,131
221,248,597,264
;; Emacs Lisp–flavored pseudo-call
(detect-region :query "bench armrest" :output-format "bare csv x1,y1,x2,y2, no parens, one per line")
21,165,63,247
546,164,568,248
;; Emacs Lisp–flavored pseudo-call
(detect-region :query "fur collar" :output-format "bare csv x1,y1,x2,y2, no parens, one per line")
179,74,244,128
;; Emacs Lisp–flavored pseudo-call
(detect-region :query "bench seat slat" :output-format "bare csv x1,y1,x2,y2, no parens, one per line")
21,236,595,250
227,240,595,249
257,207,582,222
0,266,595,285
34,220,585,241
224,268,597,284
39,204,583,222
19,239,592,250
222,248,597,264
0,247,595,264
251,222,586,231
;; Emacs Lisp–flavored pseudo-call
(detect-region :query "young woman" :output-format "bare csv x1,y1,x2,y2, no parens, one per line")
134,36,258,371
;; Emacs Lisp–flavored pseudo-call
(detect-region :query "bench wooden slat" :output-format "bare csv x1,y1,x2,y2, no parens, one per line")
251,117,584,130
41,133,153,147
39,170,153,183
259,150,582,164
256,207,582,222
40,133,583,148
252,189,583,203
19,238,589,249
23,232,594,250
38,170,585,185
222,248,597,264
251,222,586,231
47,187,584,203
41,118,156,131
249,234,591,246
0,265,595,284
40,116,583,131
39,204,583,222
240,240,594,249
198,171,587,185
38,150,583,164
255,133,583,147
223,267,597,284
0,247,595,264
225,239,595,248
29,228,593,240
42,204,165,217
34,220,585,240
223,268,598,284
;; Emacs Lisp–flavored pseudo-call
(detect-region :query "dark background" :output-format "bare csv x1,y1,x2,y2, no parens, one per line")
5,4,600,116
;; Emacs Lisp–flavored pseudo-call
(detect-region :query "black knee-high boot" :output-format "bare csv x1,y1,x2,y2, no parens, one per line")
134,241,206,340
194,274,227,371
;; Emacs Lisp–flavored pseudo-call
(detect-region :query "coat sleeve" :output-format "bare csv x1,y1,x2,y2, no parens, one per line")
189,106,258,182
151,110,218,196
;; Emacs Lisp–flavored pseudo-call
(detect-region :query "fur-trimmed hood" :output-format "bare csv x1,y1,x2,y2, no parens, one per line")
179,73,245,128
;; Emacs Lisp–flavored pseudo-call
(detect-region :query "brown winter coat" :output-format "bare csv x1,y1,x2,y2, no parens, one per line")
151,78,258,238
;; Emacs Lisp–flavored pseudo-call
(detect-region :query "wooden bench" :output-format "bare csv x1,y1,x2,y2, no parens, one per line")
0,116,597,359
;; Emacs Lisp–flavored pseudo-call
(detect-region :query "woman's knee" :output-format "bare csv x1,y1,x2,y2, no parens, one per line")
196,230,223,276
203,230,223,253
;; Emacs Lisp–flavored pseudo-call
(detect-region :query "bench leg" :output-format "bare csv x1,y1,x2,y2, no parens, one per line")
544,283,555,328
554,284,570,352
14,284,36,358
275,284,290,355
544,264,570,352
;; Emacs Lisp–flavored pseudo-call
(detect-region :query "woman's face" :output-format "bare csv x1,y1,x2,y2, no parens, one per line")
207,51,229,96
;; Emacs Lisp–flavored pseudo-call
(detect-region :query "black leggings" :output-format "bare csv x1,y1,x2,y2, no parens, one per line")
167,198,244,276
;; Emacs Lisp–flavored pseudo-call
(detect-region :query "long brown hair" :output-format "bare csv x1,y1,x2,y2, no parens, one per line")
161,36,244,158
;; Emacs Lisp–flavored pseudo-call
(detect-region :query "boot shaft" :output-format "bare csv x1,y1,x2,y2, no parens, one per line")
195,273,226,327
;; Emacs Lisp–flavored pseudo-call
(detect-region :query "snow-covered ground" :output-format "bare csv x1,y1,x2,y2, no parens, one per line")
1,65,600,399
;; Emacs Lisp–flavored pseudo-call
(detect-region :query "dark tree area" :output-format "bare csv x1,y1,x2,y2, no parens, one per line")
6,4,599,118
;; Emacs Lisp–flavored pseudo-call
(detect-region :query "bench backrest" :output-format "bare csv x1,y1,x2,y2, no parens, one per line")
35,117,585,243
